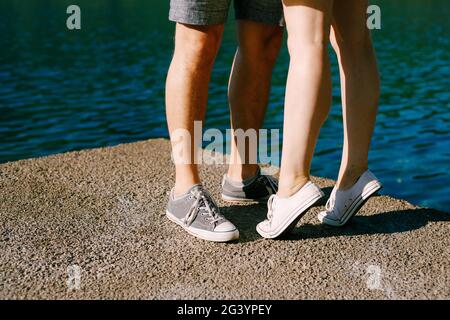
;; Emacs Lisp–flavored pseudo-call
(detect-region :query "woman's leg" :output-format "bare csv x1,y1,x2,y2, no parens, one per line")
256,0,334,238
278,0,334,198
330,0,380,190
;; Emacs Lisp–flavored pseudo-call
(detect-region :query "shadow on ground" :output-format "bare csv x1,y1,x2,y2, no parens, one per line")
222,199,450,243
291,208,450,240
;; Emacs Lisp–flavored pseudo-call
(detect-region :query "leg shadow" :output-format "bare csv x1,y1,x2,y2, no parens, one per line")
222,202,449,243
220,186,345,243
284,208,450,240
220,202,268,243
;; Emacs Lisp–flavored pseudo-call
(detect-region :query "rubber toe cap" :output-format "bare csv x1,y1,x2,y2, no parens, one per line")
215,221,237,232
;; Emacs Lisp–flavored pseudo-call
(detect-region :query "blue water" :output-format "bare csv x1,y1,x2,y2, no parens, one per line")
0,0,449,212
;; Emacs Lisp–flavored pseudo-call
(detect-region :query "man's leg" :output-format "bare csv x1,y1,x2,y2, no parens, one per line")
166,23,224,195
165,23,239,242
165,1,239,242
227,21,283,181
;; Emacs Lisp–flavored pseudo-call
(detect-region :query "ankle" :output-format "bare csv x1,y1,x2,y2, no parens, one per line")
174,167,201,196
173,180,201,197
277,175,310,198
227,164,259,182
337,165,368,190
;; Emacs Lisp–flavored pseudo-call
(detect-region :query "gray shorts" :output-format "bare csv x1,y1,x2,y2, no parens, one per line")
169,0,283,26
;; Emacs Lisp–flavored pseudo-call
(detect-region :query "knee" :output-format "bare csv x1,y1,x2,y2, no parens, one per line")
287,35,328,62
333,31,380,86
174,24,224,70
332,29,374,58
238,28,283,67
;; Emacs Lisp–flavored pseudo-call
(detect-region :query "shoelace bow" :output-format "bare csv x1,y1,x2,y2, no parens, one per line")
185,188,222,227
266,194,277,222
325,192,336,212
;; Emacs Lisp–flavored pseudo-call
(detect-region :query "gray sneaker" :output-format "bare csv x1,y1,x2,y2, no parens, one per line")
166,184,239,242
221,168,278,203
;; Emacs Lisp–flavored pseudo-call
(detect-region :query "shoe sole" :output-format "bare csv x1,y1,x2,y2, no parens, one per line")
166,210,239,242
256,191,324,239
320,181,382,227
221,193,271,204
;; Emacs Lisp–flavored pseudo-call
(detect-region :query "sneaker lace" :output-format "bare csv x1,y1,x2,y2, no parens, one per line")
185,188,222,226
325,190,336,213
266,194,277,222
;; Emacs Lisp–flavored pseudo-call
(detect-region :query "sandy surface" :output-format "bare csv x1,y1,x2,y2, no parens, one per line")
0,139,448,299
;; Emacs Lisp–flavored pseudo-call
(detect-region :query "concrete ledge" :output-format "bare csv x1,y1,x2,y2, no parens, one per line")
0,139,448,299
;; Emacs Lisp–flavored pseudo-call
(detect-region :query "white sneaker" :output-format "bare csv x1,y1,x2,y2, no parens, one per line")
318,170,382,227
256,181,324,239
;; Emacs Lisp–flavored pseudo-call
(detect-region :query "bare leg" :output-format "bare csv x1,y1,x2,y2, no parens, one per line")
331,0,380,190
166,23,224,195
227,21,283,181
278,0,334,198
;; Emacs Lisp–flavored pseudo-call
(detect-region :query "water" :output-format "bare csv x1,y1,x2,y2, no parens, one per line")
0,0,449,212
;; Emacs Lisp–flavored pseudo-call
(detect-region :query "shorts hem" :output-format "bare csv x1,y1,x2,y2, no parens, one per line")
234,3,284,27
235,15,285,27
169,8,228,26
